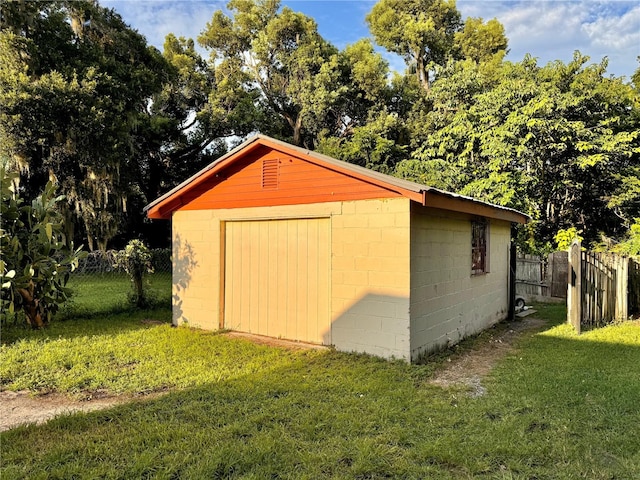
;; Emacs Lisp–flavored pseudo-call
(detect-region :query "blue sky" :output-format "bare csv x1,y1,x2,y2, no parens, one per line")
101,0,639,79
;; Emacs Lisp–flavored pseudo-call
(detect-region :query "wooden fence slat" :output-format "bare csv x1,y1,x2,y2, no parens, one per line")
629,259,640,315
616,256,628,321
568,241,582,333
569,245,634,333
516,251,568,300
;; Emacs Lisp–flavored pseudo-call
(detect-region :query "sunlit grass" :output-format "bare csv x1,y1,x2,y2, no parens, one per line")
0,311,321,396
1,304,639,479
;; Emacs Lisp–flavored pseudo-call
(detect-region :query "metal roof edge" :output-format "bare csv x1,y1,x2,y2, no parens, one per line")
144,133,529,224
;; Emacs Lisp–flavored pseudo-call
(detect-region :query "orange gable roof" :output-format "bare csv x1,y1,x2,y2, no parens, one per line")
144,134,528,224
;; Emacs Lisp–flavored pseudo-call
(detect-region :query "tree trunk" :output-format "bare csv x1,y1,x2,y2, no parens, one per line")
97,238,108,252
416,54,430,92
17,284,45,328
133,272,145,307
61,204,75,248
292,115,303,146
86,228,95,252
283,111,304,146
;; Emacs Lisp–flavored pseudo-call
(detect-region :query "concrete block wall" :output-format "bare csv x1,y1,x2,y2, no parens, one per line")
330,198,411,361
172,209,219,330
172,199,412,360
409,206,511,361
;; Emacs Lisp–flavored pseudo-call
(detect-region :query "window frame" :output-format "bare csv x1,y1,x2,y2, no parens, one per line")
471,218,489,275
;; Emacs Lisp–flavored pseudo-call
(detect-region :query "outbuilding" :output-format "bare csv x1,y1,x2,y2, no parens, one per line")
145,134,527,362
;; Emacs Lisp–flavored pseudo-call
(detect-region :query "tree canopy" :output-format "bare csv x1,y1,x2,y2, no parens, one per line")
367,0,462,90
1,0,637,253
397,53,640,252
1,0,174,250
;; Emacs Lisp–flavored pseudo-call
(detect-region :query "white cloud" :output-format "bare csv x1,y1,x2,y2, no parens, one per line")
582,4,640,50
102,1,225,50
458,1,639,78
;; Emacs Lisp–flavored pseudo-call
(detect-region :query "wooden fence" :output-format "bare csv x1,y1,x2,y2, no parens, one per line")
567,240,640,333
630,259,640,315
516,251,568,300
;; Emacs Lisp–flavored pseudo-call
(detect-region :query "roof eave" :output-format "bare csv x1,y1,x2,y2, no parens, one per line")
421,190,528,224
144,133,528,224
144,136,266,219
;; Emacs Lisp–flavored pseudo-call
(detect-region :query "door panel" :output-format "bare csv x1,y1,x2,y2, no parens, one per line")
224,218,330,344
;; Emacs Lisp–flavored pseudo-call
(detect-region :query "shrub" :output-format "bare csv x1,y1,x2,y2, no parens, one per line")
114,240,154,308
0,168,86,327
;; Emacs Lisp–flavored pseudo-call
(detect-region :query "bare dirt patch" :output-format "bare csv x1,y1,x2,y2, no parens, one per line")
0,391,122,431
429,315,547,397
0,390,166,432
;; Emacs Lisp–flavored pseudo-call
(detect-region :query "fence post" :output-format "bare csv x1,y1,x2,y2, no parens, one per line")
568,240,582,334
615,256,628,321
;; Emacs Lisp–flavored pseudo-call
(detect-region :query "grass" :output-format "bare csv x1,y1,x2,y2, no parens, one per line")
58,272,172,319
1,304,639,479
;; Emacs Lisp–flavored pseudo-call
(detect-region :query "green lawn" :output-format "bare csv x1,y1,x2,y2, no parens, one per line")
58,272,172,319
1,304,639,479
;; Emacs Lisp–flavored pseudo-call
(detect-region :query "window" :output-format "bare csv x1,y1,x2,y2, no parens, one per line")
471,219,488,275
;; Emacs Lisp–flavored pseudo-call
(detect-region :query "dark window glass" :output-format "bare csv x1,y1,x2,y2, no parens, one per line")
472,220,487,274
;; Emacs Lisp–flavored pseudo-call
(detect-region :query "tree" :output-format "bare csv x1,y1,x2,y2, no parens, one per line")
317,109,407,173
314,38,413,170
611,219,640,255
0,1,174,250
1,167,85,328
398,53,640,252
198,0,341,146
114,239,154,308
454,17,507,63
366,0,462,90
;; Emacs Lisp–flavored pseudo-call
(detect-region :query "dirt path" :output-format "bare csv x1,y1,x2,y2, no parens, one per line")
0,390,129,432
429,315,547,397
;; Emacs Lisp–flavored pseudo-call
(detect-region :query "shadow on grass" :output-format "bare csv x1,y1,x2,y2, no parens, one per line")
0,308,173,346
2,320,639,479
1,272,172,345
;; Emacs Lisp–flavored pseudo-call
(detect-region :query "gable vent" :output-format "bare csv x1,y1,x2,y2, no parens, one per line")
262,159,279,189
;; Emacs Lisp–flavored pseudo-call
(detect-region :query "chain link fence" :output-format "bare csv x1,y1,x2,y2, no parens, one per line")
73,249,171,275
61,249,172,318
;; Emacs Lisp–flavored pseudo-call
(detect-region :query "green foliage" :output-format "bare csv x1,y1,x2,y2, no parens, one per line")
0,1,176,250
611,219,640,256
454,17,507,64
198,0,341,146
403,52,640,251
1,0,637,255
366,0,462,90
0,167,85,328
554,227,583,251
316,109,407,173
1,307,639,478
114,240,154,308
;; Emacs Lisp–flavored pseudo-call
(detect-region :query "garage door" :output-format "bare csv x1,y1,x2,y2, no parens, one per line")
224,218,331,344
